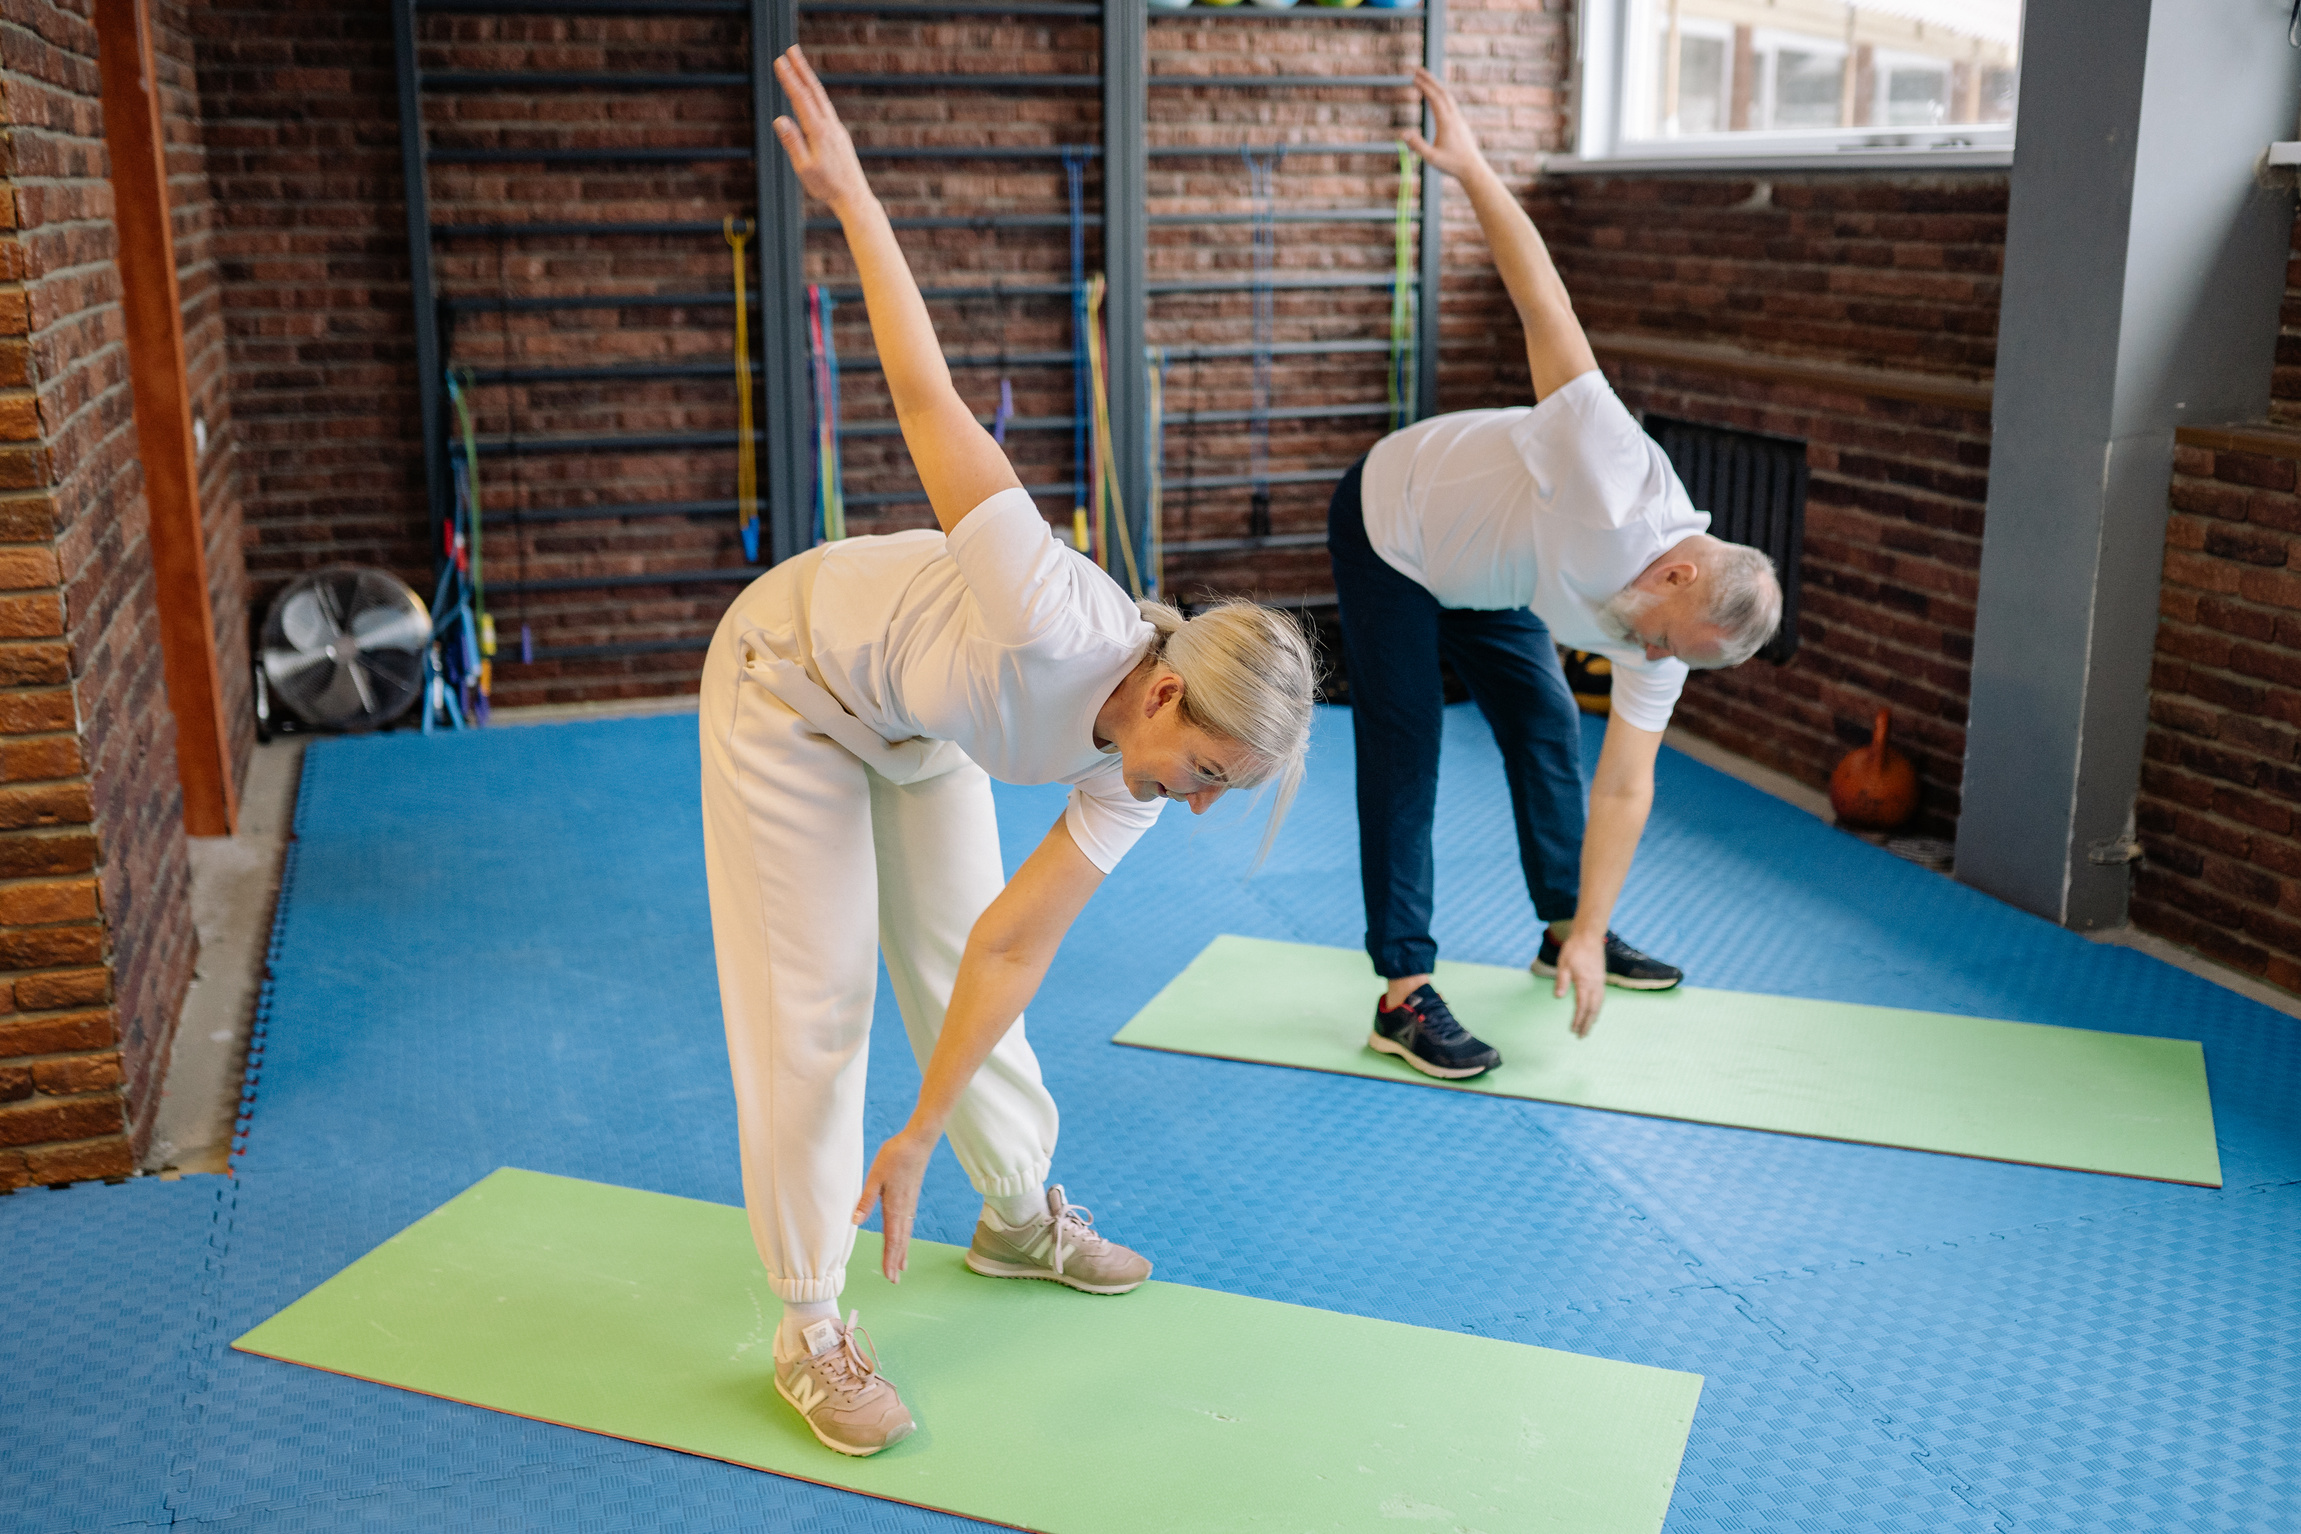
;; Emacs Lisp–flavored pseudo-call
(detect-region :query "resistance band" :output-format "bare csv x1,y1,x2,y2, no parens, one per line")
1084,274,1143,599
1146,344,1166,597
1064,148,1091,562
990,277,1015,445
435,368,491,731
1240,146,1284,540
806,283,846,544
1389,144,1416,433
725,218,761,564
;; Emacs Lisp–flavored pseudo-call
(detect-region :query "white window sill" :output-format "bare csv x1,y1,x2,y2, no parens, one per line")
1544,145,2013,174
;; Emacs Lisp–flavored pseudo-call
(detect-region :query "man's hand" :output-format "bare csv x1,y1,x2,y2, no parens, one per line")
772,47,872,218
1401,65,1488,182
853,1126,936,1283
1551,928,1607,1038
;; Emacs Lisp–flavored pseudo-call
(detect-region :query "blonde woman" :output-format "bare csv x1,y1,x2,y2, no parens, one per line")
700,47,1317,1457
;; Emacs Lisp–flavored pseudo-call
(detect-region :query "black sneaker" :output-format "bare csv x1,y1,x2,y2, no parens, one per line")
1531,930,1683,991
1367,985,1503,1079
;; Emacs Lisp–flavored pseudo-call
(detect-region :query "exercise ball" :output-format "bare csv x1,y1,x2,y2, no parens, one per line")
1149,0,1194,9
1250,0,1301,9
1829,707,1920,831
1313,0,1365,8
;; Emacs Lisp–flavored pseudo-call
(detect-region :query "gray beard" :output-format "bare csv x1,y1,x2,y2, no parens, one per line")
1595,587,1658,647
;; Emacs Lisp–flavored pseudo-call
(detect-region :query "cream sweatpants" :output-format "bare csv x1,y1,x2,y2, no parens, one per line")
699,581,1060,1304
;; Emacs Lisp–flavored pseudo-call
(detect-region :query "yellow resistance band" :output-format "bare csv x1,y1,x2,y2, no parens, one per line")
725,217,759,559
1085,275,1143,600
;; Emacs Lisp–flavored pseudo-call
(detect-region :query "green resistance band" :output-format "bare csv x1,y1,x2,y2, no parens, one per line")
1388,144,1415,433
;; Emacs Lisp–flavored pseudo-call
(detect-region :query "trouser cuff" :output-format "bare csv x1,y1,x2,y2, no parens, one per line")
771,1273,849,1304
969,1161,1052,1198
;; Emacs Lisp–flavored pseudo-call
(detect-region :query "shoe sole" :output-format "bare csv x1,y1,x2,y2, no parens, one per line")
962,1251,1148,1294
1528,958,1681,992
1366,1030,1497,1080
774,1378,915,1458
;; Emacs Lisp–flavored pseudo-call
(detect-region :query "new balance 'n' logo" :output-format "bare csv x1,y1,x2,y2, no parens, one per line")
784,1371,828,1414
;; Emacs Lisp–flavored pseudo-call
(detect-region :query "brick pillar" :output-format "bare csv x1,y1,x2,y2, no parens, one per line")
0,0,201,1190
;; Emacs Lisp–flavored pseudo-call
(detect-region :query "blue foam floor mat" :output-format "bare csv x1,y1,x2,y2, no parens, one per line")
4,704,2295,1533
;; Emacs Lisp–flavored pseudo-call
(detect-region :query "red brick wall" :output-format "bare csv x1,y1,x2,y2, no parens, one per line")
1527,172,2007,835
2134,426,2301,990
188,2,427,658
180,1,1577,705
0,0,199,1189
2271,205,2301,427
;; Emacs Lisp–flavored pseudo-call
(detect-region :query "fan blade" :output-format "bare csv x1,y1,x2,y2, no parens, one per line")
344,653,377,716
277,589,338,654
261,644,333,699
348,603,430,657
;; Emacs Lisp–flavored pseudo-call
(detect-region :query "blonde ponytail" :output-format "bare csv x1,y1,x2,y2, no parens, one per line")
1137,597,1317,868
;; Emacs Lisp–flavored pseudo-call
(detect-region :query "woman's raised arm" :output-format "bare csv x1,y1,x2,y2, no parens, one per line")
772,47,1022,534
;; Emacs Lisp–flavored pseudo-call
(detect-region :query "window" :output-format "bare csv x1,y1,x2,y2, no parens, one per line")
1574,0,2021,169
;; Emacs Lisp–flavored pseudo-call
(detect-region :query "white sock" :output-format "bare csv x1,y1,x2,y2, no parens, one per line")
776,1299,839,1359
984,1186,1048,1229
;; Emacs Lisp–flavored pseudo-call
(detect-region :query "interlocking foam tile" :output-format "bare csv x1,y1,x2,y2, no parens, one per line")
179,1451,991,1533
1487,1285,2000,1534
30,703,2288,1534
1744,1184,2301,1534
0,1174,222,1534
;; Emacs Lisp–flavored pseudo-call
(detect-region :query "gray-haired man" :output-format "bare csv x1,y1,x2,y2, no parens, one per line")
1333,67,1783,1076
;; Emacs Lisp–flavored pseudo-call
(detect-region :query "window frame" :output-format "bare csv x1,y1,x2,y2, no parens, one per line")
1562,0,2017,175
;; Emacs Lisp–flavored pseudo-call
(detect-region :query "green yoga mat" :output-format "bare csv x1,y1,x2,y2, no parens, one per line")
235,1168,1703,1534
1113,936,2221,1188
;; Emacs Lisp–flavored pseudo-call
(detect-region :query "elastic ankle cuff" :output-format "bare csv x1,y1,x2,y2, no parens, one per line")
971,1164,1052,1199
771,1274,848,1305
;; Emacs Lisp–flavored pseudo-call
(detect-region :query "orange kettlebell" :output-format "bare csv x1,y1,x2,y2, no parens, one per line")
1829,707,1919,831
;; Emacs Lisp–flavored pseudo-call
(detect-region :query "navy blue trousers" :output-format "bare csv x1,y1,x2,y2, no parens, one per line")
1328,456,1588,979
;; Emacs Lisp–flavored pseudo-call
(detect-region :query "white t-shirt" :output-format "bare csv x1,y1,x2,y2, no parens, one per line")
803,487,1164,872
1359,370,1710,732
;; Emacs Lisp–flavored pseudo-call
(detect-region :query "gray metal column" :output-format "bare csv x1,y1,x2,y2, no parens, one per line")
1957,0,2301,927
1104,0,1149,592
1413,0,1445,421
752,0,813,565
391,0,449,566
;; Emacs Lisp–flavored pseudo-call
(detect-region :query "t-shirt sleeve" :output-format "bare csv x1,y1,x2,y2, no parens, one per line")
1062,764,1165,875
1509,369,1675,530
943,486,1097,647
1605,653,1688,733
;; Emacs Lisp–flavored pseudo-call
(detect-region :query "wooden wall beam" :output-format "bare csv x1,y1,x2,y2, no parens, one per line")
95,0,237,836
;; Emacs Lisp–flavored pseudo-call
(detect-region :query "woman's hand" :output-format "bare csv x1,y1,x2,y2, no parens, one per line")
1401,64,1489,182
853,1125,937,1283
772,46,872,218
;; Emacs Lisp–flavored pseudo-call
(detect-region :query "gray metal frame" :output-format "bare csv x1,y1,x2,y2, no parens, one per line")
1104,0,1148,590
392,0,449,576
1415,0,1444,420
752,0,814,566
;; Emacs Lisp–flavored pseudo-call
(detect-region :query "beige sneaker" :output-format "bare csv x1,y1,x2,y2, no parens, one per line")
964,1185,1152,1294
773,1311,916,1457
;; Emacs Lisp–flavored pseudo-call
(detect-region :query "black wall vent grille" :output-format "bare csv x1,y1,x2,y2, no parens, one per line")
1642,413,1806,666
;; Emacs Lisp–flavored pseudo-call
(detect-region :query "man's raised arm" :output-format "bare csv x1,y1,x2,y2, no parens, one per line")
1403,66,1597,401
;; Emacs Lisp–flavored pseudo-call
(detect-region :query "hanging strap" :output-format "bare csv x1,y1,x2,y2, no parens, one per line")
1389,144,1416,434
806,283,847,544
1064,147,1090,560
1145,344,1166,599
725,217,761,564
1085,274,1142,599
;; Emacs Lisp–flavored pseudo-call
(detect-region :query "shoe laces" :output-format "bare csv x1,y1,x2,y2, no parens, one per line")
1045,1186,1108,1273
812,1311,884,1399
1604,931,1653,964
1398,988,1473,1045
